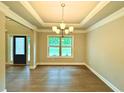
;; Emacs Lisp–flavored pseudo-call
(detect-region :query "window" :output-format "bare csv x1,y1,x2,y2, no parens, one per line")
48,35,73,57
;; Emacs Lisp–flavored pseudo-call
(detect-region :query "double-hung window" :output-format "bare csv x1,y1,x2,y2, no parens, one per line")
48,35,73,58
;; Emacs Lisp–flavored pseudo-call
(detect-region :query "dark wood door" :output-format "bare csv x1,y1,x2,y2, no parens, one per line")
13,36,26,64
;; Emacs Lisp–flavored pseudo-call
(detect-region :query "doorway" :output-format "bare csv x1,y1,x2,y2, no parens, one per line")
8,35,31,65
13,36,26,64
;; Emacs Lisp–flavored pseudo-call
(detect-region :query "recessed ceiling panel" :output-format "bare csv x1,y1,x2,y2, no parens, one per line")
29,1,99,23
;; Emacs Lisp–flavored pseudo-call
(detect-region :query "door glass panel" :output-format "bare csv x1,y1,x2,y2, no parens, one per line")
15,38,25,55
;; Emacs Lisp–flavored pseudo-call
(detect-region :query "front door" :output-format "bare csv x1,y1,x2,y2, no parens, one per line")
13,36,26,64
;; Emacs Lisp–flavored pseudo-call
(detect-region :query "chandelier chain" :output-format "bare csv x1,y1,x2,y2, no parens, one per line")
61,3,65,22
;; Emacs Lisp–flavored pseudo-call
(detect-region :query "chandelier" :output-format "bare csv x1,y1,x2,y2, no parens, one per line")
52,3,74,37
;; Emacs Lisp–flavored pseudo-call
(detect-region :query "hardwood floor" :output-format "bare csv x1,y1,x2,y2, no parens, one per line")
6,65,113,92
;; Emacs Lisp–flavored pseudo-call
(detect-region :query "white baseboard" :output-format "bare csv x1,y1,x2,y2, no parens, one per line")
29,62,121,91
37,62,84,66
30,65,37,69
2,89,7,92
83,63,121,92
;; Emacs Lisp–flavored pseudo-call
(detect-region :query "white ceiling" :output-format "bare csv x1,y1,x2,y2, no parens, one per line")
2,1,124,30
29,1,99,23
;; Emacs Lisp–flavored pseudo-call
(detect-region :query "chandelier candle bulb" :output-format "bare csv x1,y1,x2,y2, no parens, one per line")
52,26,57,32
69,26,74,32
60,23,66,29
56,29,60,34
65,29,69,34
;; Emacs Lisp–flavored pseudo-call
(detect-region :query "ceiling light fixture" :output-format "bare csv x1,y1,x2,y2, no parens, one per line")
52,3,74,37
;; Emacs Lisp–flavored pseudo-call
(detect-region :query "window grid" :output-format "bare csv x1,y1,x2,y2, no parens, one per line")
48,36,73,58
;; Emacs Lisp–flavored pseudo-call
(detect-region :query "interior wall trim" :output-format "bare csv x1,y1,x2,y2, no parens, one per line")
87,7,124,32
6,63,13,65
0,2,37,30
80,1,110,26
83,63,121,92
29,65,37,69
0,28,7,32
20,1,44,26
36,62,84,66
36,29,87,33
2,89,7,92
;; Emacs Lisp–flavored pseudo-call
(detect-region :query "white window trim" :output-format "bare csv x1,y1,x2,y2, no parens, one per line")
47,35,74,58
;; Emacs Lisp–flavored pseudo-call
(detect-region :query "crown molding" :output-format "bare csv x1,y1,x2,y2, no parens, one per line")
0,28,7,32
0,2,37,30
20,1,44,25
87,7,124,32
80,1,110,26
42,22,81,28
36,28,87,33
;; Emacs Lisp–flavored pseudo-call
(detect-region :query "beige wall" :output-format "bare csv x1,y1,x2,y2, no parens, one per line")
86,16,124,91
37,32,86,63
0,12,6,92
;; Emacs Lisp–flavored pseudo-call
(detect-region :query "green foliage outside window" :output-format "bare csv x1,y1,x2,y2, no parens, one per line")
49,37,60,46
62,37,72,46
48,36,72,57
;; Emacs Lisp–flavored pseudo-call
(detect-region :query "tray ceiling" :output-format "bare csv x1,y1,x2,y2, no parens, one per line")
2,1,124,30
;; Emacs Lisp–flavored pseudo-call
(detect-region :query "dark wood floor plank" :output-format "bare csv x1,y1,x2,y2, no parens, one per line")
6,65,113,92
